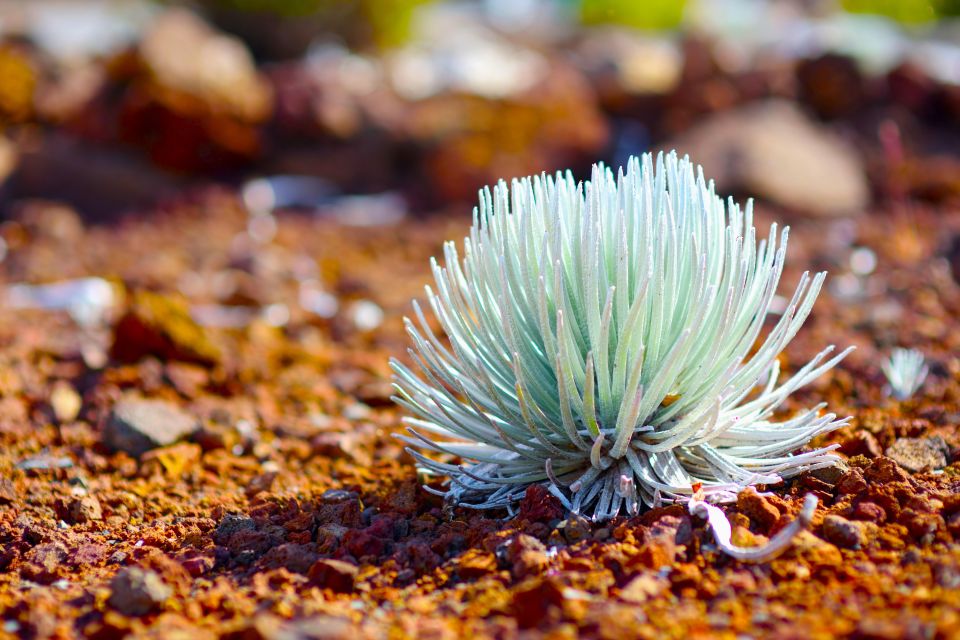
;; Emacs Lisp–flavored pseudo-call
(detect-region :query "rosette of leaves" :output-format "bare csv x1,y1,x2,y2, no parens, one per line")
392,151,852,521
882,348,928,400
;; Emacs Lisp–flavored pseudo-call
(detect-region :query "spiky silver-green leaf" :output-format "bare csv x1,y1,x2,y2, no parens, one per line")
391,151,852,521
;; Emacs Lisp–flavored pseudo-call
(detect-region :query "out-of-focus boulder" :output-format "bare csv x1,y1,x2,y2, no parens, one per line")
117,8,273,171
666,100,869,217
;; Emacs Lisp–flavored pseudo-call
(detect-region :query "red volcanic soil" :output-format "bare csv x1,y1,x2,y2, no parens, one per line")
0,193,958,640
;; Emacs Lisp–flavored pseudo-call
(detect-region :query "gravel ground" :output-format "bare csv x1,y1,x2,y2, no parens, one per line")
0,190,957,639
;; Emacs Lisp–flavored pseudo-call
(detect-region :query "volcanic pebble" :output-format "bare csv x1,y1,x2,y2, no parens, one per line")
108,567,172,616
885,436,950,473
103,397,199,456
822,514,866,548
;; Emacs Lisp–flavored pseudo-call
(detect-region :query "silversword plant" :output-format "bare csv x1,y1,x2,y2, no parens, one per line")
392,151,852,523
882,348,928,401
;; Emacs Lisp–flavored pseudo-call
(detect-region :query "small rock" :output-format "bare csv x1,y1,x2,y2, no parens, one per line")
164,362,209,398
110,290,221,365
72,543,109,568
50,382,82,423
16,454,73,471
851,501,887,524
316,495,362,529
456,549,497,579
518,484,565,523
636,514,690,568
108,567,171,616
180,555,214,577
885,436,949,473
14,200,84,244
648,513,692,545
319,489,360,503
935,564,960,590
899,509,942,539
864,457,912,484
310,432,372,466
836,468,868,495
619,573,669,604
22,542,68,582
342,402,371,421
556,515,592,544
259,543,317,575
0,477,15,504
6,277,115,327
191,423,239,452
666,100,869,217
307,559,358,593
944,493,960,517
103,397,199,457
342,528,385,559
840,432,883,458
507,534,549,580
821,514,865,549
316,523,348,555
737,488,781,529
249,614,358,640
787,530,843,566
213,514,256,545
810,460,849,486
245,472,277,498
67,495,103,523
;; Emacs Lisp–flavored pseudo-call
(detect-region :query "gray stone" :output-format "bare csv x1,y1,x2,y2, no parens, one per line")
213,513,256,545
810,460,849,485
108,567,171,616
821,514,865,549
103,397,198,457
885,436,949,473
666,100,869,217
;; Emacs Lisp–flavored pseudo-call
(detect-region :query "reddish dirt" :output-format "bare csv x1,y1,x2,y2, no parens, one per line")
0,193,958,640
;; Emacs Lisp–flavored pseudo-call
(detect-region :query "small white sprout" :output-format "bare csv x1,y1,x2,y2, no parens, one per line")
882,348,928,401
391,151,853,524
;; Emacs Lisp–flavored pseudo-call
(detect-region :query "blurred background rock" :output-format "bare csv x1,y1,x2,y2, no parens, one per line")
0,0,957,218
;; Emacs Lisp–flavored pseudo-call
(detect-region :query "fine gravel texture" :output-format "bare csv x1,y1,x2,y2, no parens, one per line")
0,194,958,639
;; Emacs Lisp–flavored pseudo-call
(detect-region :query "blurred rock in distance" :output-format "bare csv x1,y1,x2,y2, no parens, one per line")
265,17,608,208
263,44,401,193
382,15,608,205
666,100,870,217
407,58,609,205
577,29,683,98
8,6,273,179
195,0,435,59
114,8,273,172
